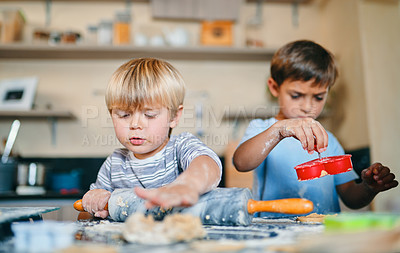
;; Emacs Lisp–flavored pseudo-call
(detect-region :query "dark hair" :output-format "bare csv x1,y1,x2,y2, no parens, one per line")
270,40,338,87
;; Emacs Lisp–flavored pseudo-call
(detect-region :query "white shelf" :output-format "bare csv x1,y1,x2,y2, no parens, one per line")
0,110,74,119
0,44,276,61
0,0,311,2
0,110,74,146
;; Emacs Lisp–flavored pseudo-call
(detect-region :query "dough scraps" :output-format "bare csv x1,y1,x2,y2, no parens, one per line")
190,240,246,252
296,213,337,223
122,213,206,245
320,170,328,177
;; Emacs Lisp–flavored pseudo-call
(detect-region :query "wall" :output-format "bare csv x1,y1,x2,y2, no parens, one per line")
357,0,400,212
317,0,400,211
317,0,369,150
0,1,324,157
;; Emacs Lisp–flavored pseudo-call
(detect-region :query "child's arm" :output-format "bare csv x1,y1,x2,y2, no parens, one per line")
337,163,398,209
134,155,221,209
81,155,114,218
233,118,328,172
82,189,111,218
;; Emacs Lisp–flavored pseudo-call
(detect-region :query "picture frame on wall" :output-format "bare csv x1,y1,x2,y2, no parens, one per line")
0,77,38,111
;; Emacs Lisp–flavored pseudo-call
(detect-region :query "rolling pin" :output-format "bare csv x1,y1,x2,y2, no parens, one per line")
74,187,313,226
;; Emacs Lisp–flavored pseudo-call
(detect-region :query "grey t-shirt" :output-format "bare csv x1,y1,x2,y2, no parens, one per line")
90,132,222,191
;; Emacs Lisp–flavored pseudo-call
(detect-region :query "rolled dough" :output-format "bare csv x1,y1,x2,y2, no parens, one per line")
122,213,206,244
296,213,336,223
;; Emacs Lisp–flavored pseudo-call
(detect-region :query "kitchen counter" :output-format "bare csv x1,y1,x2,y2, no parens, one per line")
0,206,60,242
57,214,400,253
0,192,83,200
0,199,80,222
1,212,400,252
74,216,324,252
0,213,323,252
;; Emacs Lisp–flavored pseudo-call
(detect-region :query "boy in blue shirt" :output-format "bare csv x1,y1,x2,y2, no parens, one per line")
233,40,398,217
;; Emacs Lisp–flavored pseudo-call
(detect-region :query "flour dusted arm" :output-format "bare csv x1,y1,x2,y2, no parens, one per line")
234,118,328,172
82,154,114,218
135,132,222,209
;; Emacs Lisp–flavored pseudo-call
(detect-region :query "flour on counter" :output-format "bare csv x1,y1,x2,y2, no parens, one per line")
190,240,246,252
252,217,295,223
84,220,125,233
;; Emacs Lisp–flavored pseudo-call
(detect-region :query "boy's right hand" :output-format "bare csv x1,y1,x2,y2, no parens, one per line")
134,184,199,210
82,189,111,218
276,118,328,153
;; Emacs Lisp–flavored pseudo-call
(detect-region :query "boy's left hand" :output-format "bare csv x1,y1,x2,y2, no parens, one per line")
134,184,199,209
361,163,398,194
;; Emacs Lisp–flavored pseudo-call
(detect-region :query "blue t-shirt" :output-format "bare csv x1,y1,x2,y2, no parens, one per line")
240,118,358,217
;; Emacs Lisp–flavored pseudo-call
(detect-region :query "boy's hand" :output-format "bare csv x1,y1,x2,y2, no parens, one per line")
277,118,328,153
134,184,199,210
82,189,111,218
361,163,398,194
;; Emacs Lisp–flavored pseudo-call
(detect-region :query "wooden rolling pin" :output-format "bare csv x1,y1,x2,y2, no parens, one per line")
74,197,310,215
74,200,107,212
74,187,313,226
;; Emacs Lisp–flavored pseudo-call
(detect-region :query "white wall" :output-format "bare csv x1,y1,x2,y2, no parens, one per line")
358,0,400,212
0,1,323,157
317,0,370,150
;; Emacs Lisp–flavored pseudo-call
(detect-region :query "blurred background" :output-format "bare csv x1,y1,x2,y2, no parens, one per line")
0,0,399,220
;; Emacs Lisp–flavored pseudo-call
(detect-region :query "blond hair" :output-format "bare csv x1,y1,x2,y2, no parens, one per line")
106,58,185,117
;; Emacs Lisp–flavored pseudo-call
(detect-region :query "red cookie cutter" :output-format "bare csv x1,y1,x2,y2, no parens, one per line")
294,155,353,181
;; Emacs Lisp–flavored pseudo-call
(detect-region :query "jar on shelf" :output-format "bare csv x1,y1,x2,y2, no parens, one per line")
97,19,113,45
61,31,80,44
0,8,25,43
86,24,98,45
113,11,131,45
48,31,62,45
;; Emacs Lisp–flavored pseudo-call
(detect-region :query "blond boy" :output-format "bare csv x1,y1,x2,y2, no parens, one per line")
82,58,222,218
